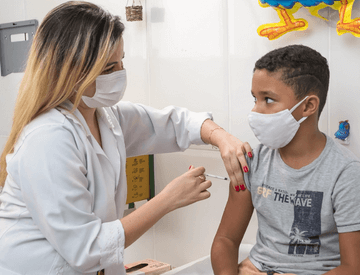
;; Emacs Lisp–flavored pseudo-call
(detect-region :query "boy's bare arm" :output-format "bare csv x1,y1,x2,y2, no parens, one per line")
323,231,360,275
211,183,254,275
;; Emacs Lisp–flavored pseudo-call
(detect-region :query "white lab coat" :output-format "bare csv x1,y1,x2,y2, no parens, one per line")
0,100,212,275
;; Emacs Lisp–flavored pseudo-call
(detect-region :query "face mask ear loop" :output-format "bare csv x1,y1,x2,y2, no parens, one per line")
290,96,309,113
297,117,308,123
290,96,309,123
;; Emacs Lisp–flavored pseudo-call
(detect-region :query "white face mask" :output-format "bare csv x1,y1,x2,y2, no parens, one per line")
82,69,127,108
248,96,308,149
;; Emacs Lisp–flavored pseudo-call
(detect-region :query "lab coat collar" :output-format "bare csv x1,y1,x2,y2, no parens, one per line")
97,107,123,139
96,107,125,193
57,100,106,157
58,101,122,138
57,100,119,139
57,100,92,138
96,107,115,130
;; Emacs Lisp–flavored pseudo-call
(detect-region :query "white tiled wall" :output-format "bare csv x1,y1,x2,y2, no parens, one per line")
1,0,360,270
328,0,360,157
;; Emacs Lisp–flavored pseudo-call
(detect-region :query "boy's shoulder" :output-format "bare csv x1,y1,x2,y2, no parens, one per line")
324,135,360,166
248,134,360,171
245,143,273,175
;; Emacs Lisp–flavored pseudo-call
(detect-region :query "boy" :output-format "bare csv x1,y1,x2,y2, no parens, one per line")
211,45,360,275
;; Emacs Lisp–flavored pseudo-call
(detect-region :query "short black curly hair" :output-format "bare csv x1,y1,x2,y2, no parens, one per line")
254,45,329,117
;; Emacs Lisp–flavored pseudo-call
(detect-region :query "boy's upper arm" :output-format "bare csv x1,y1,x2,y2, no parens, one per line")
339,231,360,269
332,161,360,271
215,184,254,247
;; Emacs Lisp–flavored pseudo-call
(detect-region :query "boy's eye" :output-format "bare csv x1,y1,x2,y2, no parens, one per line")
265,97,274,104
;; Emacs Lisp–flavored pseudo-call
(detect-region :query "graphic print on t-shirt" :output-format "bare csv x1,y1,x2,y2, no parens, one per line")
288,191,324,256
257,185,325,256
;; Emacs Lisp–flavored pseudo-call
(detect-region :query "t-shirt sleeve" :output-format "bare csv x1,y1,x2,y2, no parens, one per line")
332,161,360,233
244,157,251,191
243,144,262,192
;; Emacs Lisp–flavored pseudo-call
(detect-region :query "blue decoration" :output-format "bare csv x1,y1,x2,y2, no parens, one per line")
260,0,336,9
334,120,350,141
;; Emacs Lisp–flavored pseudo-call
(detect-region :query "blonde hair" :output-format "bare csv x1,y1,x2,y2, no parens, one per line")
0,1,124,186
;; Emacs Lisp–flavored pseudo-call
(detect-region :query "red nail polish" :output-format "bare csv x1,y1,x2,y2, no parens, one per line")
248,152,253,158
240,184,246,191
243,166,249,173
189,165,192,170
235,186,240,192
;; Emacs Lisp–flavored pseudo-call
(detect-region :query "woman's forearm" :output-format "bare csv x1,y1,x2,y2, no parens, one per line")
121,192,172,248
200,119,225,146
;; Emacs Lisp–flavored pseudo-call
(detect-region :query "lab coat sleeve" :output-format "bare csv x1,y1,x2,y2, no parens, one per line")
12,124,125,272
112,101,213,157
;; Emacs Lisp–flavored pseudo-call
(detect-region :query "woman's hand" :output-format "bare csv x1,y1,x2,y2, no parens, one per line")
215,130,252,191
122,166,211,248
200,119,252,192
159,166,212,212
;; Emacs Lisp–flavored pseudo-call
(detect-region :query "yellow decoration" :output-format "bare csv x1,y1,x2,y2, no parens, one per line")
258,0,360,40
126,155,151,204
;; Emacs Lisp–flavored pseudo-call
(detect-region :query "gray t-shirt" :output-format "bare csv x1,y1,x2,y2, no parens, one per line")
244,134,360,275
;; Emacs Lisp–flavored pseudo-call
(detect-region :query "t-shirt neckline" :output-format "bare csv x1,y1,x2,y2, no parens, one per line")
275,133,330,174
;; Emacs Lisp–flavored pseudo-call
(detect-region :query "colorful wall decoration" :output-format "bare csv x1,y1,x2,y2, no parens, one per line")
258,0,360,40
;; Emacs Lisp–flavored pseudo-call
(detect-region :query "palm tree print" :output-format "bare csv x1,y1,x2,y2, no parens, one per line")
289,227,310,254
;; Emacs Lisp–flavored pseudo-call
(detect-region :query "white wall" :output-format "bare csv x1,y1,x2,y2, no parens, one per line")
1,0,360,270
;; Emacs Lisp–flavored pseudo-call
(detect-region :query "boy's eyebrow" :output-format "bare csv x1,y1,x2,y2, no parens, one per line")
254,90,278,98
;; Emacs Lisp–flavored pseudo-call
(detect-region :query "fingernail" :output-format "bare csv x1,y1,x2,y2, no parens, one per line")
240,184,246,191
189,165,192,170
243,166,249,173
248,152,253,158
235,186,240,192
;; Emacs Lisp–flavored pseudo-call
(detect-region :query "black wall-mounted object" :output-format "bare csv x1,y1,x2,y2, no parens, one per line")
0,19,38,77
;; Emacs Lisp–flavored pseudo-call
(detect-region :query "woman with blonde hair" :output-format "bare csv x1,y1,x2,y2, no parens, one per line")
0,1,251,274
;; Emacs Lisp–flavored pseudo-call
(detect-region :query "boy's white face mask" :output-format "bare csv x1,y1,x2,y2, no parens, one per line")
82,69,127,108
248,96,308,149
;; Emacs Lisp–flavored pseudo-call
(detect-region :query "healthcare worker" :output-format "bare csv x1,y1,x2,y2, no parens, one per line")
0,1,251,274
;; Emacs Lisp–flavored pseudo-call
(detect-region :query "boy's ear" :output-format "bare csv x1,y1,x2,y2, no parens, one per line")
303,95,319,117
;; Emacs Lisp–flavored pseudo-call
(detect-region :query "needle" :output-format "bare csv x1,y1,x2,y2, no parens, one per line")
204,173,229,181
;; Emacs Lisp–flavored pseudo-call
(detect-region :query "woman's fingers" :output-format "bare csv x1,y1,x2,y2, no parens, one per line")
189,168,211,198
239,142,252,168
200,179,212,190
218,137,253,192
188,165,210,182
222,149,247,192
161,166,213,211
228,154,244,189
188,165,206,176
243,142,253,159
198,190,211,201
188,165,208,184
